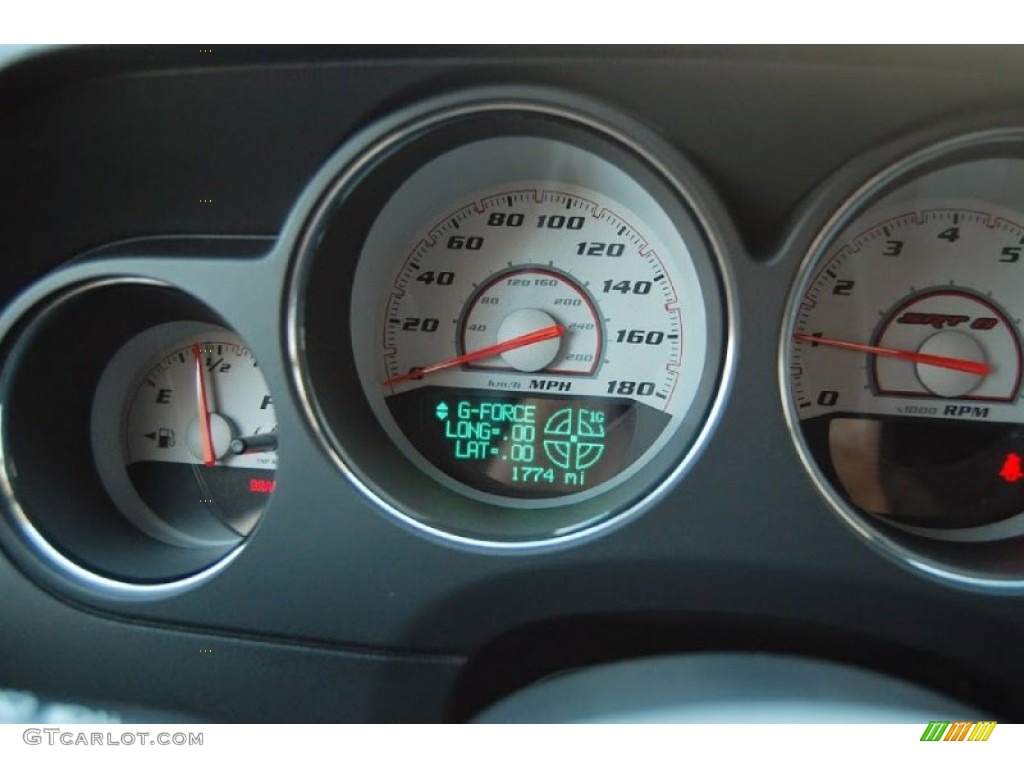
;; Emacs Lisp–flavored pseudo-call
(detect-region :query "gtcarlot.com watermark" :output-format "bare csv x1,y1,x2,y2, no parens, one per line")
23,729,203,746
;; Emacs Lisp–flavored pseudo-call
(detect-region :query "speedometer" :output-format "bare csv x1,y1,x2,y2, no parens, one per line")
292,90,731,545
358,182,695,506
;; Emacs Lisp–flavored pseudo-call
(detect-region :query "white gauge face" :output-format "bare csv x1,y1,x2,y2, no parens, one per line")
92,322,277,547
351,136,717,508
787,193,1024,540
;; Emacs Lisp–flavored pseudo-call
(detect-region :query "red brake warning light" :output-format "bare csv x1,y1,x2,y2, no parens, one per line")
999,452,1024,483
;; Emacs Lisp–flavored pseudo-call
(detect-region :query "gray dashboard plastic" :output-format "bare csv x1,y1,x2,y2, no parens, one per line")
1,46,1023,722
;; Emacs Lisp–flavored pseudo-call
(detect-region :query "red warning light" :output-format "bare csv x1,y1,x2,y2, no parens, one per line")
999,453,1024,483
249,478,276,494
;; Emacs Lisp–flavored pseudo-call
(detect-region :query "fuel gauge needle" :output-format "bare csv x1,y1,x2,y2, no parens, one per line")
793,332,992,376
383,324,566,386
192,343,217,467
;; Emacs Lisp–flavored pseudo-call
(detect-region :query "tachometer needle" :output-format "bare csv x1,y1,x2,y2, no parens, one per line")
383,324,566,386
793,332,992,376
192,343,217,467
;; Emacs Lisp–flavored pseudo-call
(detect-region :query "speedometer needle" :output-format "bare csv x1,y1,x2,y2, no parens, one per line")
383,324,566,386
792,333,992,376
193,343,217,467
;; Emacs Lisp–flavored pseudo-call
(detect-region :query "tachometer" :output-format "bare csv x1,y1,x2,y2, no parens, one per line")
782,128,1024,587
789,207,1024,534
292,90,732,544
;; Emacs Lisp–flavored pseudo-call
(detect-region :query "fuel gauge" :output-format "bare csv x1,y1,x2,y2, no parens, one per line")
91,321,277,548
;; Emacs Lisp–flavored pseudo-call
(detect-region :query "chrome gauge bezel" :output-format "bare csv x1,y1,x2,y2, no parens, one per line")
780,126,1024,591
286,87,738,549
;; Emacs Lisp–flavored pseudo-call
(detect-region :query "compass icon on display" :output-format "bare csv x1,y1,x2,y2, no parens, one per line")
543,408,607,471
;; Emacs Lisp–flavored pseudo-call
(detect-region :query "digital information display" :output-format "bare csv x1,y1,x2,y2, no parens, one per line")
386,387,670,499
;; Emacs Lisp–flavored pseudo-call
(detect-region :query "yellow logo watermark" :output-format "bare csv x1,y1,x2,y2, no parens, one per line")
920,721,996,741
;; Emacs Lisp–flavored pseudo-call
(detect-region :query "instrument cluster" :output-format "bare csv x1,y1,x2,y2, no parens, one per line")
3,79,1024,601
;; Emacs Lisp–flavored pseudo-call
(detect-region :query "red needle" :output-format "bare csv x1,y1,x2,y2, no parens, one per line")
383,324,566,386
192,343,217,467
793,333,992,376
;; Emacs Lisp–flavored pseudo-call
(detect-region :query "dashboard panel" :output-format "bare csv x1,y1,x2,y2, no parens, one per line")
3,45,1024,722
